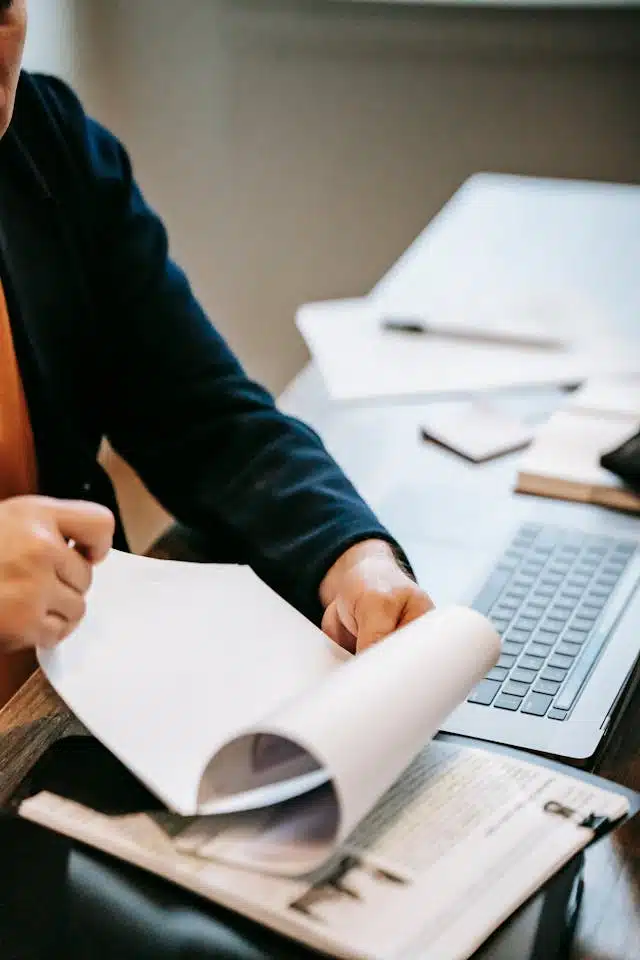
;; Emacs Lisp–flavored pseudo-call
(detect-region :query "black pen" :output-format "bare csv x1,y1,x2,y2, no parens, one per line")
381,315,564,350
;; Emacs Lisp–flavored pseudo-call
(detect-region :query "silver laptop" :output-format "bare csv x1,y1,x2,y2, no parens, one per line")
442,505,640,764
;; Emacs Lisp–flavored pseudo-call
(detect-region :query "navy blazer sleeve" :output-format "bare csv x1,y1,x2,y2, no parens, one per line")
35,76,405,623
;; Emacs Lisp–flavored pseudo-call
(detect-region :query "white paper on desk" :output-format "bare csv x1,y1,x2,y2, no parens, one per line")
566,376,640,420
420,401,533,462
37,550,499,876
297,298,634,402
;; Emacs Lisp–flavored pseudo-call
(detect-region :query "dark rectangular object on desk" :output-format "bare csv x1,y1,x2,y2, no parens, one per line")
601,429,640,494
0,737,588,960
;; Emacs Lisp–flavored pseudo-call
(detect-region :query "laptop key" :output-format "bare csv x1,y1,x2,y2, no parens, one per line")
520,654,545,671
473,569,511,616
541,575,563,587
533,586,556,599
522,604,545,617
468,679,501,705
567,576,589,588
493,602,518,616
521,693,553,717
548,608,570,623
584,594,607,609
566,620,590,634
486,666,509,682
503,640,526,656
552,600,576,614
581,600,605,614
548,653,574,670
511,668,536,685
494,694,522,711
613,542,636,556
541,666,568,683
504,589,527,602
559,588,582,601
534,679,561,696
575,607,598,622
595,575,617,588
503,680,529,698
556,641,580,657
528,642,551,657
513,576,536,589
498,654,517,669
563,629,587,644
554,628,610,712
548,708,569,721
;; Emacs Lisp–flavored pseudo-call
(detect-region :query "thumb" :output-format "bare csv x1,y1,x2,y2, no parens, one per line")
355,596,400,653
50,499,115,563
321,600,357,655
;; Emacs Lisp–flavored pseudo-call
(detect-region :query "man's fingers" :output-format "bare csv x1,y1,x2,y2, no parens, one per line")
355,593,402,653
39,612,70,649
51,500,115,563
399,590,435,626
50,583,86,627
55,541,93,594
355,587,434,653
321,601,357,654
38,584,87,649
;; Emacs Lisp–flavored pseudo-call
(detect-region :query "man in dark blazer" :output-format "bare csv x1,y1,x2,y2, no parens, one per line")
0,1,431,702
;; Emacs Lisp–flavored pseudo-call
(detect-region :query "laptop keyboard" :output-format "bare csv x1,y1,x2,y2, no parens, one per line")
468,523,638,720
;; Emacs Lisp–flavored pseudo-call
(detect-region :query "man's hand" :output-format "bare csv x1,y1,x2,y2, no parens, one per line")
0,496,114,653
320,540,434,653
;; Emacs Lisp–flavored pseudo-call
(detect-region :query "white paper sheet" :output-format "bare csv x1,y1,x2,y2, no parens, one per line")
37,551,499,857
297,298,635,403
38,551,346,815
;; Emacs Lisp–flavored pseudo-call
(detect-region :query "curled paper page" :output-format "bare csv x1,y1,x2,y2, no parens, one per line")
196,607,500,875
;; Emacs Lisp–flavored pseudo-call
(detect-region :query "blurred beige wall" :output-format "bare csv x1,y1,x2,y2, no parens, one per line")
23,0,640,551
71,0,640,392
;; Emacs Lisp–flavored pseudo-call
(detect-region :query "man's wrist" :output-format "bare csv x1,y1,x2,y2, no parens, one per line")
319,539,397,609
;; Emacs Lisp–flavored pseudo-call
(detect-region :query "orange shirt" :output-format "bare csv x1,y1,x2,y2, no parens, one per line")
0,280,38,706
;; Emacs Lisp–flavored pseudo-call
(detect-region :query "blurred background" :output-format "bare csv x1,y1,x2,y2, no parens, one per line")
24,0,640,394
23,0,640,548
